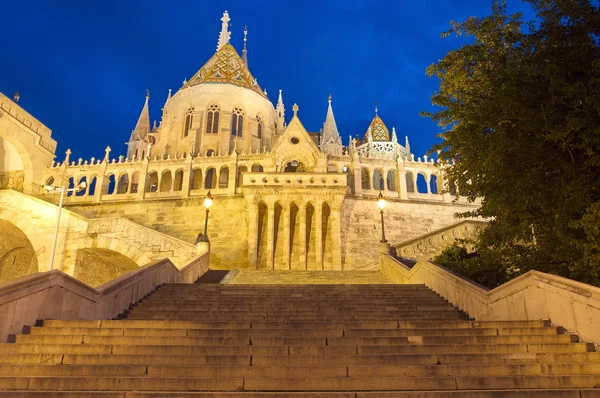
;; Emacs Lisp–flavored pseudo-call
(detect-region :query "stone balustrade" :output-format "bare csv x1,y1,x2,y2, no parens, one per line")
395,220,488,260
0,250,210,342
380,255,600,347
242,172,348,188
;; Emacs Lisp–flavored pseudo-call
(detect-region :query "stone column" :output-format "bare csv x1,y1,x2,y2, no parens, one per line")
136,160,148,200
247,201,259,270
331,205,343,270
227,163,237,195
95,161,108,203
266,203,275,270
426,173,432,194
315,200,323,270
298,204,307,270
283,202,291,270
181,156,192,197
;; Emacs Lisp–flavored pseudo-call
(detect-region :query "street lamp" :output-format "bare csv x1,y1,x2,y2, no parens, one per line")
377,191,387,243
200,190,213,242
43,177,87,271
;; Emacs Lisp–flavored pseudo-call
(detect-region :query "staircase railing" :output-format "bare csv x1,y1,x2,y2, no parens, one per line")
380,254,600,347
394,220,488,260
0,251,209,343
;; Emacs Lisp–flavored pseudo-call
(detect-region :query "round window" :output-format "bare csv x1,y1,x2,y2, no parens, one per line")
290,137,300,144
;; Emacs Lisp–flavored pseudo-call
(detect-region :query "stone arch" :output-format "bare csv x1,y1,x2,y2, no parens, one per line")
145,171,159,192
430,174,439,194
191,168,203,190
75,175,88,196
160,170,172,192
406,171,415,193
130,171,140,193
219,166,229,188
73,248,141,288
0,128,36,194
387,170,396,191
236,166,248,187
0,219,39,283
416,173,428,193
205,167,217,189
372,169,384,191
251,164,263,172
327,164,338,173
0,208,47,274
173,169,184,191
361,168,371,190
117,173,129,194
85,236,151,267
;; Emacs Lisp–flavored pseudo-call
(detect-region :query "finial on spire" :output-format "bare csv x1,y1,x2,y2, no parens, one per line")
292,103,299,117
242,26,249,66
375,106,379,115
328,94,332,103
217,10,231,52
146,89,150,99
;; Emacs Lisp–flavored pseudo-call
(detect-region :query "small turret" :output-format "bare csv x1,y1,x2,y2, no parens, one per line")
276,89,285,133
320,94,343,156
126,91,152,159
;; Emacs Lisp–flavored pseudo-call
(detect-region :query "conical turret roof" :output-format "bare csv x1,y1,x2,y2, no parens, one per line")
183,43,266,98
362,110,390,143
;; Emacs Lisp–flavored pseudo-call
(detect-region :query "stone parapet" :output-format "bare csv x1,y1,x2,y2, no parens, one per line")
380,255,600,347
0,251,209,342
395,220,488,260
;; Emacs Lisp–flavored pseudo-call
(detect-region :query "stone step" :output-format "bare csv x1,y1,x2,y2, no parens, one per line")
39,319,551,330
27,326,562,338
0,389,599,397
0,377,243,391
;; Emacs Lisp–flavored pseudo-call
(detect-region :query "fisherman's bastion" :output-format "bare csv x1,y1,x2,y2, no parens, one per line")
0,10,482,285
0,10,599,396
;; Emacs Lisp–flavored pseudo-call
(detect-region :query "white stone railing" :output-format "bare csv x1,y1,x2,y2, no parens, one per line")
380,255,600,347
394,220,488,260
242,172,348,188
0,250,210,342
87,217,198,267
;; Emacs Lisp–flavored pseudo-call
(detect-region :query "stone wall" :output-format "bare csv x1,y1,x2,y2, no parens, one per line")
0,220,38,283
74,248,140,287
67,195,479,270
342,197,479,270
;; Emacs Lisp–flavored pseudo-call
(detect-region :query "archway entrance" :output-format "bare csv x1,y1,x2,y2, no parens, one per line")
0,220,38,283
0,136,25,191
284,160,305,173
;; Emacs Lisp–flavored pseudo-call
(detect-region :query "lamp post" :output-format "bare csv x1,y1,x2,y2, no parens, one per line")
200,190,213,242
377,191,387,243
43,177,87,271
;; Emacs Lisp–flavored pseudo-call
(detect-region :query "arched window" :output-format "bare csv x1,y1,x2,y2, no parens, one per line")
206,149,215,157
231,107,244,137
256,116,263,139
183,107,194,137
206,104,220,134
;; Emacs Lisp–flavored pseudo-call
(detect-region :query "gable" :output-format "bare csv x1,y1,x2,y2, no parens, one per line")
272,116,322,171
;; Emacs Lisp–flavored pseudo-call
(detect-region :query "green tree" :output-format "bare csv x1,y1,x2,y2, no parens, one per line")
424,0,600,285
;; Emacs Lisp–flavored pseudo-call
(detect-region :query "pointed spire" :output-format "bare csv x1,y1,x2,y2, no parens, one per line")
242,26,248,67
392,127,398,144
276,89,285,133
405,135,411,152
217,10,231,52
133,91,151,140
166,89,172,102
320,94,342,152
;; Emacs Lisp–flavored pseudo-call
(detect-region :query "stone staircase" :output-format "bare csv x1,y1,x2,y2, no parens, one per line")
0,279,599,397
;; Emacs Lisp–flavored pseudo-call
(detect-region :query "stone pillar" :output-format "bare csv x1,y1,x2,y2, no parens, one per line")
298,204,307,270
181,156,192,197
331,205,342,270
227,163,237,195
247,201,259,270
266,203,275,270
283,202,291,270
95,161,108,203
137,160,148,200
426,173,432,194
315,200,323,270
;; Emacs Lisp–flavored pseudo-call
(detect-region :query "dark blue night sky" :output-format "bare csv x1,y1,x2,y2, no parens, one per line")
1,1,534,162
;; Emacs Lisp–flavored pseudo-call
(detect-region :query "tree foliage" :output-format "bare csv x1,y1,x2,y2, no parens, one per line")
424,0,600,285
